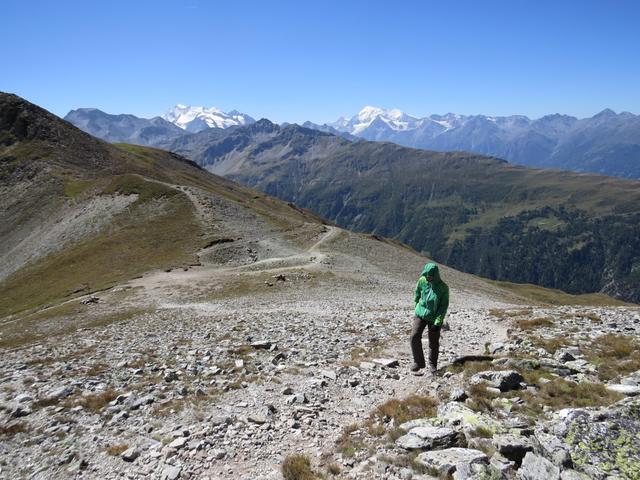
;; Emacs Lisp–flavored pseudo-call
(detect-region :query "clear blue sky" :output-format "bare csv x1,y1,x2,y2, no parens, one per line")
2,0,639,123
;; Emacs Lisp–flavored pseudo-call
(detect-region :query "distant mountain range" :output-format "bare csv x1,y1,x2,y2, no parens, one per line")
313,106,640,179
65,104,640,179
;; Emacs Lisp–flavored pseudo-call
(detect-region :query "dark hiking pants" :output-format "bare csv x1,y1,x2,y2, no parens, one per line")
410,316,441,369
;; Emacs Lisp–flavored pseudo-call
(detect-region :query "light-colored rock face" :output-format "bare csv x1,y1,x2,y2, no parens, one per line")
518,452,561,480
396,425,459,450
416,447,489,476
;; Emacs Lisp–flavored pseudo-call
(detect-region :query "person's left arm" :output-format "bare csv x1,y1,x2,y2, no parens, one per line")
433,284,449,327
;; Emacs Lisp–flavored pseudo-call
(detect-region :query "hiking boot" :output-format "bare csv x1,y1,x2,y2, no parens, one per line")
410,363,423,372
429,365,438,376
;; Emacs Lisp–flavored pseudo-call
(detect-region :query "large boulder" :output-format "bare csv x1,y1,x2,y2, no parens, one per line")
396,425,459,451
415,448,488,477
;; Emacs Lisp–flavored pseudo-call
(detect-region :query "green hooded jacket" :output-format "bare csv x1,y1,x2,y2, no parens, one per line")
414,263,449,327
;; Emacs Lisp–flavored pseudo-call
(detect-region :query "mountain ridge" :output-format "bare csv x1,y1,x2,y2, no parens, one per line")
65,104,640,178
323,106,640,178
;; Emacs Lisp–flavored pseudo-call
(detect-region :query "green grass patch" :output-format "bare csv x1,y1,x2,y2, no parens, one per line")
64,177,96,198
101,173,178,203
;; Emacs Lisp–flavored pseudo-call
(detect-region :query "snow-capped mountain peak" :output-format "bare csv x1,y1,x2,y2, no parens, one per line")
162,104,255,133
331,105,420,134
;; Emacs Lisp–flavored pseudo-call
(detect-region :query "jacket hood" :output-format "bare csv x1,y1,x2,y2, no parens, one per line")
421,263,441,282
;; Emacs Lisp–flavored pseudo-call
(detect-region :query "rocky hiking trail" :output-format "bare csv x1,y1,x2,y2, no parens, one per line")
1,201,640,479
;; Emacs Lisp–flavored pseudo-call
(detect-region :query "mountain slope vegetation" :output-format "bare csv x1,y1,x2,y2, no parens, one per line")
0,93,325,318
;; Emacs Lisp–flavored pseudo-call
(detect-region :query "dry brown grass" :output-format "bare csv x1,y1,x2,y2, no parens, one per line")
0,422,28,437
374,394,437,425
77,389,119,412
326,463,341,475
105,444,129,456
516,317,554,330
530,335,570,354
517,378,623,416
281,454,317,480
466,383,500,413
582,334,640,381
334,423,366,458
86,363,109,376
488,308,533,318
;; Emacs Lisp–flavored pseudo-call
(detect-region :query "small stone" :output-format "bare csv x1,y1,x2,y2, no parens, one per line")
11,404,32,418
554,350,576,363
606,384,640,396
14,393,34,403
168,437,188,449
372,358,399,368
47,386,73,401
211,448,226,460
121,447,140,462
161,465,182,480
321,370,337,380
247,415,267,424
449,388,468,402
251,340,273,350
164,370,179,382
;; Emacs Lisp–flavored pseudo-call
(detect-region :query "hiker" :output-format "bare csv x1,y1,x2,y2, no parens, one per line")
411,262,449,374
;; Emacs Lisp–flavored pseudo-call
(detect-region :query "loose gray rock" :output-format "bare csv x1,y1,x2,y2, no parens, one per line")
161,465,182,480
492,433,533,464
372,358,399,368
121,447,140,462
606,384,640,396
168,437,188,449
449,388,468,402
518,452,560,480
